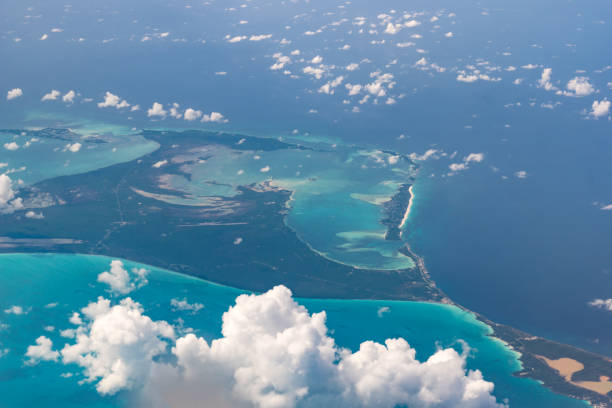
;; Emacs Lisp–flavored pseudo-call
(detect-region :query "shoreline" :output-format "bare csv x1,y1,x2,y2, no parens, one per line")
399,184,415,238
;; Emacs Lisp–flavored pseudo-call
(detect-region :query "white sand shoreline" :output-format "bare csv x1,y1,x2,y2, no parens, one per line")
398,185,414,238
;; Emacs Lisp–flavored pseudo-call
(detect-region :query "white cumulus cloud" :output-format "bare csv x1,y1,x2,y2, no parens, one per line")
63,90,76,103
589,298,612,311
26,336,59,364
46,286,504,408
590,99,610,118
449,153,485,173
7,88,23,100
97,260,149,295
201,112,228,123
42,90,61,101
184,108,202,121
61,297,175,395
147,102,168,118
562,77,595,97
98,92,129,109
4,142,19,151
537,68,556,91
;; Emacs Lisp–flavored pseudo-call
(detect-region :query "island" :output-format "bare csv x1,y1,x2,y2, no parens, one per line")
0,128,610,406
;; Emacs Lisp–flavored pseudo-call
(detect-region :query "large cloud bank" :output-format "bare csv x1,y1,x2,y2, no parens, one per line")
33,285,505,408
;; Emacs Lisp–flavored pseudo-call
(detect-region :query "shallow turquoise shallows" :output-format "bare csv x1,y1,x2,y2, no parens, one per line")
0,253,587,408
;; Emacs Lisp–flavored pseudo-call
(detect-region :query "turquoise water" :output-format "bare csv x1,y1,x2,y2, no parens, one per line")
0,116,159,186
0,254,587,407
141,141,417,270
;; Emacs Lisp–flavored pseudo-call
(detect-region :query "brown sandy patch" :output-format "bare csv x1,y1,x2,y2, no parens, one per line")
536,355,612,396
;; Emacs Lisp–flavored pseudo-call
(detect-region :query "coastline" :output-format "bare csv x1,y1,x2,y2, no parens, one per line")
399,184,415,238
401,242,611,406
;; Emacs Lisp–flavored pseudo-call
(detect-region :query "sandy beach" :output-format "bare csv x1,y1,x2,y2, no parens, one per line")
398,185,415,237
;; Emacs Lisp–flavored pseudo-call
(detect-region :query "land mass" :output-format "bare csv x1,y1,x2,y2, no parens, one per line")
0,129,441,301
0,128,610,406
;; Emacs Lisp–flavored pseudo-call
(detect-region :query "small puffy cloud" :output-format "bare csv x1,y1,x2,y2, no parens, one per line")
601,204,612,211
590,99,610,118
25,210,44,219
562,77,595,97
345,83,362,96
26,336,59,364
4,142,19,151
449,153,484,173
457,74,479,83
270,53,291,70
147,102,167,118
4,305,26,315
40,34,49,40
588,298,612,311
363,72,394,98
63,90,76,103
152,160,168,169
537,68,556,91
0,174,24,214
515,170,528,179
318,76,344,95
98,92,129,109
409,149,440,161
6,88,23,100
249,34,272,41
184,108,202,121
449,163,468,172
445,32,454,38
260,165,270,173
311,55,323,64
69,312,83,325
226,35,247,43
97,260,149,295
65,143,82,153
303,66,326,79
169,103,182,119
201,112,228,123
346,63,359,71
464,153,484,163
384,23,403,35
170,298,204,314
42,90,61,101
